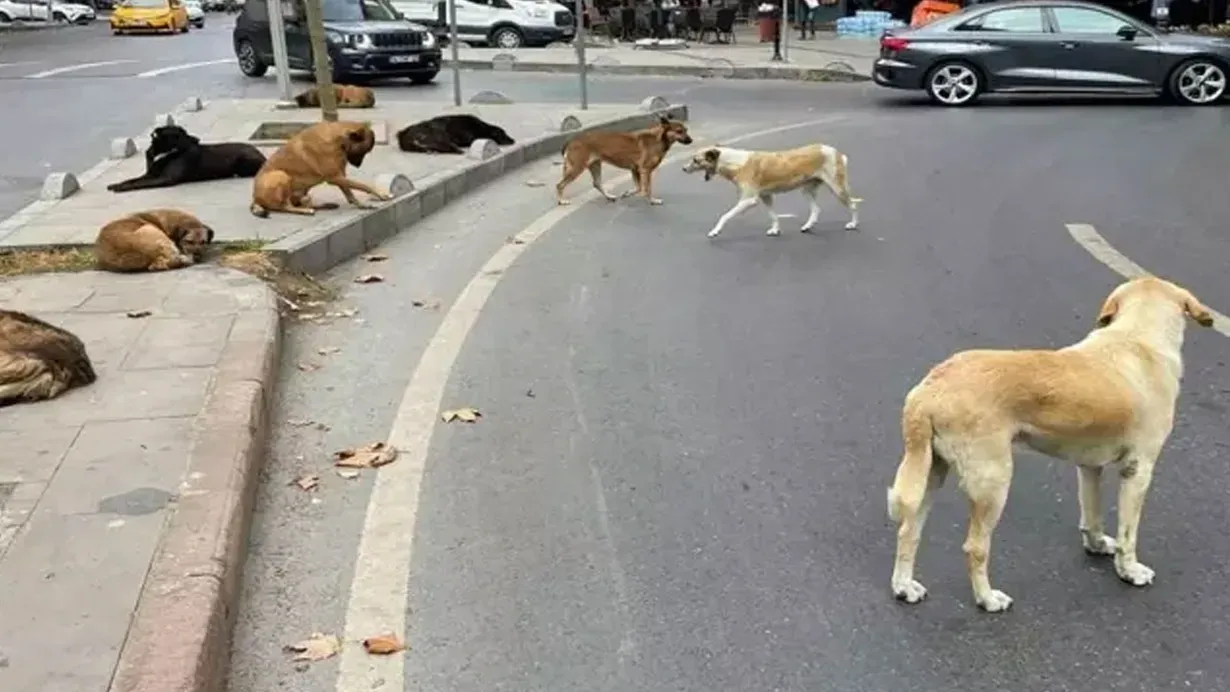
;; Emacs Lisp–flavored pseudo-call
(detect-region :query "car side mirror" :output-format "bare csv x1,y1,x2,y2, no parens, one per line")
394,10,405,18
1117,24,1137,40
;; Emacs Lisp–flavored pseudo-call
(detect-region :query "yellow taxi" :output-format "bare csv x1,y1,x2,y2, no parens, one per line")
110,0,191,34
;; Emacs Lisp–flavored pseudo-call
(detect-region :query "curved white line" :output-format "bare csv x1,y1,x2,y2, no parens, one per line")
24,59,136,79
136,58,230,78
1066,222,1230,337
332,113,864,691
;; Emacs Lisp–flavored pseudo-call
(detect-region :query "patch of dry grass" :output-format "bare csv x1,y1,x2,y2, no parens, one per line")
0,247,96,277
217,249,336,306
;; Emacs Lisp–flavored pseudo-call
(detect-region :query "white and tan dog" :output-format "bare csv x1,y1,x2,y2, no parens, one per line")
681,143,862,238
887,276,1215,613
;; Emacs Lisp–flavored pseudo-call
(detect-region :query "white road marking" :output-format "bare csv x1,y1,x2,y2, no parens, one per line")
24,59,136,79
333,114,858,692
1066,222,1230,338
136,58,231,78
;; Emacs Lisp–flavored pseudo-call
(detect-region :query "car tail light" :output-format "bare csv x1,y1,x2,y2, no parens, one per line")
880,36,910,52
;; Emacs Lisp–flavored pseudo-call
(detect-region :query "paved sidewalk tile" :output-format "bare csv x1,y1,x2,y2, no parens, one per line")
0,266,278,692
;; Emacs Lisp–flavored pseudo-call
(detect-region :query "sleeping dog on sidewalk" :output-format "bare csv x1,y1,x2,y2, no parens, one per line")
682,143,862,238
107,125,267,193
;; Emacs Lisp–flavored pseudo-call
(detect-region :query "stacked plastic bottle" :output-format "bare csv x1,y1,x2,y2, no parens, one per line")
834,10,906,38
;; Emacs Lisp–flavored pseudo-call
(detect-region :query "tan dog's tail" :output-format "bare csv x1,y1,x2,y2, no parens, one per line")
887,391,933,523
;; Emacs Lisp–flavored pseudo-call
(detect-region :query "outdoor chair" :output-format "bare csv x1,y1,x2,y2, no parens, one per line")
618,7,636,39
684,7,707,40
715,7,737,42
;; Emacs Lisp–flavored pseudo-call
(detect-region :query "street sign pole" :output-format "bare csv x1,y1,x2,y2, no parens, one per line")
449,0,461,107
781,0,790,62
267,0,295,106
574,0,588,110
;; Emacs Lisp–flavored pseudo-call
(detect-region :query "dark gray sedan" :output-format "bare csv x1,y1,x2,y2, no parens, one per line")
872,0,1230,106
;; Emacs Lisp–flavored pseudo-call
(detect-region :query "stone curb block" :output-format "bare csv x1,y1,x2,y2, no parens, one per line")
180,96,205,112
445,58,872,82
468,90,514,104
558,114,582,132
154,113,177,129
110,137,138,160
267,103,689,274
491,53,517,70
40,172,79,201
108,277,280,692
466,139,500,161
375,173,414,197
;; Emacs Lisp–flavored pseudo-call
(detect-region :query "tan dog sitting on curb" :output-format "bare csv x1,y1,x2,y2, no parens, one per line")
250,120,391,218
94,208,215,272
556,115,693,206
887,276,1215,613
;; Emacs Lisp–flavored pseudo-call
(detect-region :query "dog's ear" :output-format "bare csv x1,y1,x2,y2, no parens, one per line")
165,224,187,244
347,128,367,144
1181,290,1215,327
658,114,671,126
703,148,720,163
203,226,215,244
1096,293,1120,328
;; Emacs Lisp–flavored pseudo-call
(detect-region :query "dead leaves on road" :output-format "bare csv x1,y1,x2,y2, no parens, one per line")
292,474,320,492
363,633,407,655
441,407,481,424
354,274,385,284
125,310,152,319
284,631,407,665
334,442,399,469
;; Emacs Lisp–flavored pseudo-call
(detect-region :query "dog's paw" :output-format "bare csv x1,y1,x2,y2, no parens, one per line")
892,579,927,604
557,199,572,206
976,590,1014,613
1116,561,1155,587
800,223,815,233
706,228,722,239
1081,530,1117,556
648,198,663,206
765,227,781,237
844,221,859,231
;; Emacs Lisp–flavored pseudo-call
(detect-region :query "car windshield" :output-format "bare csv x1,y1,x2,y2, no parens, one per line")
124,0,167,7
320,0,399,21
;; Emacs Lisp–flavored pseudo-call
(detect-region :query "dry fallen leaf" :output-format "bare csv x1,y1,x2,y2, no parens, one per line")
336,469,360,480
354,274,385,284
441,407,482,423
523,180,545,188
505,236,526,245
288,419,315,427
315,422,331,432
361,253,389,262
363,633,407,655
411,299,442,311
297,362,320,372
334,442,399,468
284,633,340,662
126,310,152,319
317,346,341,356
330,308,359,318
292,474,320,491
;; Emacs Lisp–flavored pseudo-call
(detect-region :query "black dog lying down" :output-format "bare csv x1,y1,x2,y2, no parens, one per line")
107,125,267,193
396,114,515,154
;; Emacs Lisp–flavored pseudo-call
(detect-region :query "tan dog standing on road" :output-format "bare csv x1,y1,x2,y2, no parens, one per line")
250,120,390,218
0,309,97,407
294,84,376,109
555,114,693,206
887,276,1215,613
94,208,215,272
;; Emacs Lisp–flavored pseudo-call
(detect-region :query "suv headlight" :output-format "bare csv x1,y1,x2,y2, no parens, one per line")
352,33,373,49
531,6,549,18
421,31,435,47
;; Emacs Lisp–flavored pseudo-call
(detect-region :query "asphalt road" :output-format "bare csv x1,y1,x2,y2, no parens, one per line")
225,79,1230,692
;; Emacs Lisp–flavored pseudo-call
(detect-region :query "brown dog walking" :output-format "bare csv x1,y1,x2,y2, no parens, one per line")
250,121,391,218
556,115,693,206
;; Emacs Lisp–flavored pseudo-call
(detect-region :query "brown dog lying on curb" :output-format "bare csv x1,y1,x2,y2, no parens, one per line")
556,114,693,206
0,309,97,407
250,120,390,218
887,275,1215,614
294,84,376,109
95,208,215,272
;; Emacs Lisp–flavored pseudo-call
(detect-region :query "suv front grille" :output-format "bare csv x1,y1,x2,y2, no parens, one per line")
554,9,573,26
371,32,423,48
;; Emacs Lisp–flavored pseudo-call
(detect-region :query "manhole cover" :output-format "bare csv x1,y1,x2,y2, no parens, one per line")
0,482,16,512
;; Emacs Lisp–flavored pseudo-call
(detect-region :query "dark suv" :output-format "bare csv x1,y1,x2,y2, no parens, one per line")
233,0,442,85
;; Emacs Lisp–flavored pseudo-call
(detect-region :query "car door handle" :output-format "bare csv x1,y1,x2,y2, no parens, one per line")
1060,41,1078,49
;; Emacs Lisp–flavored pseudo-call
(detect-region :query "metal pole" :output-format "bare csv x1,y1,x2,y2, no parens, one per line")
303,0,338,121
770,6,782,61
268,0,294,105
574,0,588,110
449,0,461,107
781,0,790,61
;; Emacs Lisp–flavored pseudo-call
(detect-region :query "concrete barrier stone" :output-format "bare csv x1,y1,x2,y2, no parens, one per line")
558,114,583,132
823,61,856,74
109,137,138,159
639,96,670,112
180,96,204,112
375,173,414,197
153,113,177,129
491,53,517,71
466,138,500,161
703,58,736,79
40,172,79,201
469,90,514,105
590,55,620,69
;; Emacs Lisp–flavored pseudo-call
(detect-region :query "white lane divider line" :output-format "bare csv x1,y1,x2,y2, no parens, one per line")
1066,222,1230,338
24,59,137,79
136,58,231,78
332,113,860,692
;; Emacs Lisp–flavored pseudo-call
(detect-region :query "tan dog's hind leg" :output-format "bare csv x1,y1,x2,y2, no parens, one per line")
1114,455,1159,587
294,192,339,211
555,151,589,205
135,225,194,272
889,458,947,605
327,176,391,209
1077,466,1117,556
587,161,618,202
0,353,64,405
959,442,1014,613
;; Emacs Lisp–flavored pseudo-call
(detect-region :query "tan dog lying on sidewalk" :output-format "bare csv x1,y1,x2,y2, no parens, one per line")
250,121,390,218
94,208,215,272
293,84,376,109
0,309,97,407
555,114,693,206
886,276,1215,613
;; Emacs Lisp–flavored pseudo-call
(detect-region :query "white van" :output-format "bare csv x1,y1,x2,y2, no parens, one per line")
393,0,573,48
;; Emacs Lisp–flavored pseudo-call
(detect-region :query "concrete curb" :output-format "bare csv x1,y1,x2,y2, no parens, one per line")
269,102,691,274
445,58,870,82
107,272,281,692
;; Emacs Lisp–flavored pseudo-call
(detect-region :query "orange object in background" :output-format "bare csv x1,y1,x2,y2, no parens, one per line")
910,0,960,27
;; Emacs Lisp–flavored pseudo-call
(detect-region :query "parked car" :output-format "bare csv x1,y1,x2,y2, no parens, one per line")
185,0,204,26
110,0,192,32
872,0,1230,106
232,0,443,84
392,0,573,48
0,0,95,23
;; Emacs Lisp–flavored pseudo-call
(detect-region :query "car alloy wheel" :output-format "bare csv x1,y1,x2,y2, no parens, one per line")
1173,60,1227,105
926,62,980,107
492,27,522,49
237,40,267,77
